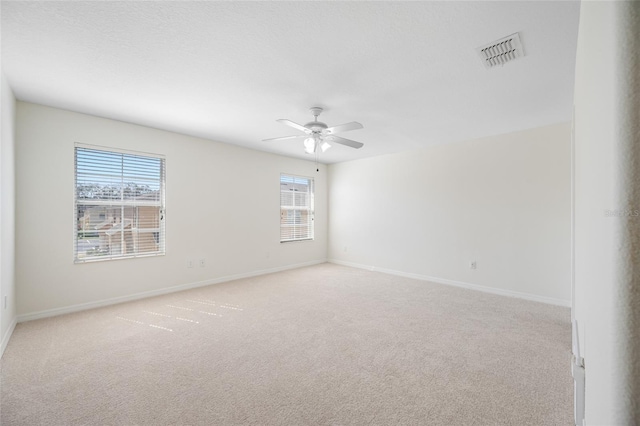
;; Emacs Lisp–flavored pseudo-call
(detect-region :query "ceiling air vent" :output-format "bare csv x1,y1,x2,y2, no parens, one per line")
477,33,524,69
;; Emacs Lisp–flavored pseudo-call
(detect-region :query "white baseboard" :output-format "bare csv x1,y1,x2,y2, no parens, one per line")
17,259,327,323
1,316,18,359
16,258,568,323
328,259,571,307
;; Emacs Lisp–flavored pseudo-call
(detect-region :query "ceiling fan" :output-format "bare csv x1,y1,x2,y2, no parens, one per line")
263,107,364,154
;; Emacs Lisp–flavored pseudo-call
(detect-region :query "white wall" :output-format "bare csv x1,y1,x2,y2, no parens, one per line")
329,123,571,304
15,102,327,317
1,72,17,355
573,1,640,423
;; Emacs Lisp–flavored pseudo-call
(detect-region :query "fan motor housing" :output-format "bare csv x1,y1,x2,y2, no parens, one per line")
305,121,328,132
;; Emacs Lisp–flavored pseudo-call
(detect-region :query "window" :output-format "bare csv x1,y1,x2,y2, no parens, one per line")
280,174,314,242
74,145,165,262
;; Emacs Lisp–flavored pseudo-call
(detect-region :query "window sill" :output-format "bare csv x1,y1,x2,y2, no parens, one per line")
74,252,165,264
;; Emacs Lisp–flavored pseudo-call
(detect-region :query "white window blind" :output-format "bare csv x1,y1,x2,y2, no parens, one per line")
74,145,165,262
280,174,314,242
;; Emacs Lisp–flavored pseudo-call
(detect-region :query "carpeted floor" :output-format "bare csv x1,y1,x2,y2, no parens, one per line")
0,263,573,425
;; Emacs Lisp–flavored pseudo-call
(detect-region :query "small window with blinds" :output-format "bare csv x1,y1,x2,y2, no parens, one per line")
74,145,166,262
280,174,314,242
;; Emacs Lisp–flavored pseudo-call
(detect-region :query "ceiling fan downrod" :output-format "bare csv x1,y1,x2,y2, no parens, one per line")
309,107,323,122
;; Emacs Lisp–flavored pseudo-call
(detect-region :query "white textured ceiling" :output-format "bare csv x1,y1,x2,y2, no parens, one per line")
1,1,580,164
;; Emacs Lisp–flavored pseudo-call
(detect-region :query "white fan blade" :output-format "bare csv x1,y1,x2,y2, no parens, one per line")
277,119,312,134
326,135,364,149
262,135,306,142
325,121,363,135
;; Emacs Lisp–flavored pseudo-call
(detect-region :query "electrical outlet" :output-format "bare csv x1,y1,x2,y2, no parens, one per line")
199,259,205,268
187,260,194,268
470,261,477,270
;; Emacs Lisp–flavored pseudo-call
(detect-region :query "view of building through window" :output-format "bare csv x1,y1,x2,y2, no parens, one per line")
75,146,165,261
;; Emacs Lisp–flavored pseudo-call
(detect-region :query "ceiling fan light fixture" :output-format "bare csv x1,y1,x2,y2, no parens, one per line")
304,137,316,154
320,141,331,152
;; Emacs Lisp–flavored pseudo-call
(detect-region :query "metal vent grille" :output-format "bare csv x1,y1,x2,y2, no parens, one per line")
477,33,524,69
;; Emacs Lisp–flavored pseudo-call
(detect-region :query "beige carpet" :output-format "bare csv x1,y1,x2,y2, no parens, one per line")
1,263,573,425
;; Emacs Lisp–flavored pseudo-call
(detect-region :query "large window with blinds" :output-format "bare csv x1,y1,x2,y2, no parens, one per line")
74,145,165,262
280,174,314,242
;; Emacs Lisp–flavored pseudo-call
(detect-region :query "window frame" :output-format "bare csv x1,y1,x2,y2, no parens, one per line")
74,143,166,263
280,173,315,243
